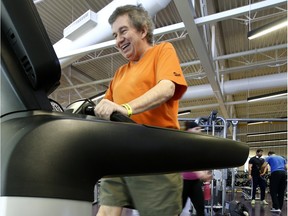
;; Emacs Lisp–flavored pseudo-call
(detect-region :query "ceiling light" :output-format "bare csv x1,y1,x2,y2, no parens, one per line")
249,144,287,149
247,139,287,144
247,90,287,102
33,0,44,3
248,17,288,40
247,121,270,126
247,130,287,137
178,111,191,116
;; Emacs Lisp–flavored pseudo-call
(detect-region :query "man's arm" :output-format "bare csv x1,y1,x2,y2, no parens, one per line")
128,79,175,114
94,80,175,120
248,163,253,180
261,162,268,175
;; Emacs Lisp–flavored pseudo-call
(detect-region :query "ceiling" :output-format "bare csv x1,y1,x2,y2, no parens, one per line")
34,0,287,152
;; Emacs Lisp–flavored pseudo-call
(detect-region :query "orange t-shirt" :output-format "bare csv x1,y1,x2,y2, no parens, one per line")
105,42,187,129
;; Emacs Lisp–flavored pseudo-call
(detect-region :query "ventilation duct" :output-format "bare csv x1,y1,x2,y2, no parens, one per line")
181,73,287,100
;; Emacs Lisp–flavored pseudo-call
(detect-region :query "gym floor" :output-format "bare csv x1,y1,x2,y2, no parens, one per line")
181,191,287,216
233,192,287,216
93,191,287,216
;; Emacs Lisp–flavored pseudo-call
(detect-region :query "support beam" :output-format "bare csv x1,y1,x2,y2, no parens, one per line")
178,96,287,112
58,23,186,60
180,44,287,70
215,44,287,61
58,0,286,60
195,0,287,25
174,0,230,119
219,58,287,74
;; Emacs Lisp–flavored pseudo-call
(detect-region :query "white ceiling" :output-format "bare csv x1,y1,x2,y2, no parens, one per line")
34,0,287,152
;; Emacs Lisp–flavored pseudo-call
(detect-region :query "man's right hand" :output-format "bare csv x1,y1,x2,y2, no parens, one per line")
94,99,127,120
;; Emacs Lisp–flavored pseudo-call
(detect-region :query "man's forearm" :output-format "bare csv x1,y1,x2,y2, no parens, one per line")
128,80,175,114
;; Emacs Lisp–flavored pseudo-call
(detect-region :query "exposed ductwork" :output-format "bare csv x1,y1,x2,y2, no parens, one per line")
181,72,287,100
54,72,287,101
50,0,287,117
53,0,171,69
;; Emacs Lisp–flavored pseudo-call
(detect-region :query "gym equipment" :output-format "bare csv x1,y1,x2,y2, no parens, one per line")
49,98,65,112
228,200,249,216
1,0,249,215
188,111,240,215
195,112,230,215
65,97,136,123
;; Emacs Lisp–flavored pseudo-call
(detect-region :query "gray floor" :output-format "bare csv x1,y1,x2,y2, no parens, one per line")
92,191,287,216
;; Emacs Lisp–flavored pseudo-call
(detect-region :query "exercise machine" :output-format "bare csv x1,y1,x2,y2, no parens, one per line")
1,0,249,215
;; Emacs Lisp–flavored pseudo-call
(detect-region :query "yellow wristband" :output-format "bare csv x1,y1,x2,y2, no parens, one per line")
122,103,133,117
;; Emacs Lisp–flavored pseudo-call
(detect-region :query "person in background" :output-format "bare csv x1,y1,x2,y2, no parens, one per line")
181,121,212,216
248,148,268,205
94,4,187,216
261,151,287,213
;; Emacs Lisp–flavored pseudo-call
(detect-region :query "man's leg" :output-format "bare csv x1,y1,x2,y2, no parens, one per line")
270,172,280,209
259,176,266,201
126,173,183,216
182,179,190,208
251,176,258,200
277,172,287,209
97,178,131,216
189,179,205,216
96,206,122,216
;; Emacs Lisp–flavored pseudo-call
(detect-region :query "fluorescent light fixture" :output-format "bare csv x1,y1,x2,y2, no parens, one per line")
249,131,287,136
247,121,270,126
247,90,287,102
178,111,191,116
247,139,287,144
33,0,44,3
248,17,288,40
247,130,287,137
249,144,287,149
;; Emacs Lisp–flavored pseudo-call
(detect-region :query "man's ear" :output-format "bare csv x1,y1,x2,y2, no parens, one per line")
141,26,148,39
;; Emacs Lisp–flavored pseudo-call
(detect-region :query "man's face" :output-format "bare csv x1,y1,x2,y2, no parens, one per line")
257,151,263,157
112,14,146,61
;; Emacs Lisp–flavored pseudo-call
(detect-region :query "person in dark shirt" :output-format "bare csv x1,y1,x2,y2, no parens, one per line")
248,149,268,205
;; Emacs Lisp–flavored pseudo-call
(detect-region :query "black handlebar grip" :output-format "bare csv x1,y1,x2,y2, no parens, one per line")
110,111,135,123
83,103,135,124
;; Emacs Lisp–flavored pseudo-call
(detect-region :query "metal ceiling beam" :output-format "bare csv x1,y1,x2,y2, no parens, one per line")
58,0,286,60
58,23,186,59
219,57,287,74
174,0,230,119
59,48,287,91
180,44,287,66
178,96,287,112
62,72,83,99
179,116,287,122
195,0,287,25
215,44,287,61
57,1,286,104
57,77,112,91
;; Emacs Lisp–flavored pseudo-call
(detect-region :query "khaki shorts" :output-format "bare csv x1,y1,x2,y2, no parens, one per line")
99,173,183,216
